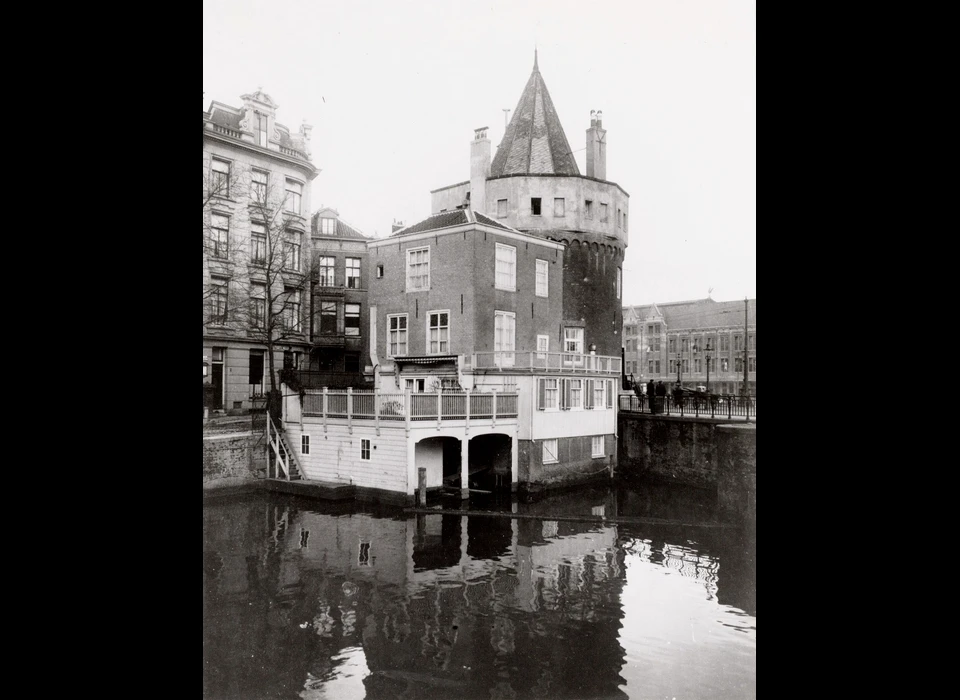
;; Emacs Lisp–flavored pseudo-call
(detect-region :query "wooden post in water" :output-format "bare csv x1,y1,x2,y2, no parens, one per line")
418,467,427,507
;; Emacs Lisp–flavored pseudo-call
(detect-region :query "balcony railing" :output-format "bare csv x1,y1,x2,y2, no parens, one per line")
468,351,621,374
210,123,242,139
302,389,519,424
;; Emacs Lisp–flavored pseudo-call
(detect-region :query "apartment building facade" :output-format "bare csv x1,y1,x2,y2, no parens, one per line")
203,88,318,413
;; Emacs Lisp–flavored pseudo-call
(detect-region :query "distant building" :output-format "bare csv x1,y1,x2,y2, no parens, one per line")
622,298,756,395
306,208,374,388
203,88,318,413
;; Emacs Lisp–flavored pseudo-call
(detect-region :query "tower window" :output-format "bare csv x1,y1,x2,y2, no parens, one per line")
531,198,541,216
584,200,593,219
497,199,507,217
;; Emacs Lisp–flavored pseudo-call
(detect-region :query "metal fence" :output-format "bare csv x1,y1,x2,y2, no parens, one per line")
619,394,756,420
301,389,519,422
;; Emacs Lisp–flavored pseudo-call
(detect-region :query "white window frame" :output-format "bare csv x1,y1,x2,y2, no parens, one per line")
536,334,549,360
301,434,310,455
406,246,430,292
250,222,266,266
345,303,361,337
211,158,230,197
252,169,268,203
427,310,449,354
360,439,371,461
387,314,408,357
536,259,548,297
320,217,336,235
346,257,361,289
592,436,604,458
494,310,516,367
283,288,301,332
542,438,559,464
317,256,336,286
593,380,605,409
566,378,583,410
495,243,516,292
563,327,584,366
538,377,559,411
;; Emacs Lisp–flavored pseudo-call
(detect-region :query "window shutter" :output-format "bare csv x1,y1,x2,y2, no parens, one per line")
606,380,613,408
585,379,593,409
538,378,545,410
561,379,569,410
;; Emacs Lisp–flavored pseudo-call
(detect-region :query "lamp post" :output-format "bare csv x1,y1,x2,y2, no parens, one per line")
705,341,712,393
675,353,682,385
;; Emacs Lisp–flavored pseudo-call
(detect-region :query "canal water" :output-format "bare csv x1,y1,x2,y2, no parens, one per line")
203,482,756,699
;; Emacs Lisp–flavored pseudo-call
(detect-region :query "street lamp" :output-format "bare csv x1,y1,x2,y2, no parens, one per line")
675,353,682,385
693,341,713,393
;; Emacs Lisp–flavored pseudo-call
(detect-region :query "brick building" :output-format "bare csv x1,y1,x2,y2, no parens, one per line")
305,208,374,388
622,298,756,396
203,88,318,413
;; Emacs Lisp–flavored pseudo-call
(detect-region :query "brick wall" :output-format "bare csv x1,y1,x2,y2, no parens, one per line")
202,432,266,487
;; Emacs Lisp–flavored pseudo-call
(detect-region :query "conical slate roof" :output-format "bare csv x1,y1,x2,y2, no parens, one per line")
489,52,580,177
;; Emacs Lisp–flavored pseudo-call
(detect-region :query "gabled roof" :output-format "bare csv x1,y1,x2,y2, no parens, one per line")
390,208,523,237
489,52,580,178
623,298,756,331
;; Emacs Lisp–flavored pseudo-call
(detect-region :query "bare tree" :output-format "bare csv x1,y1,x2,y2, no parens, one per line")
202,162,313,406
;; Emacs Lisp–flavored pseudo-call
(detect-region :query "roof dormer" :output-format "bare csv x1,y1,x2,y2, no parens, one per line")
239,87,278,149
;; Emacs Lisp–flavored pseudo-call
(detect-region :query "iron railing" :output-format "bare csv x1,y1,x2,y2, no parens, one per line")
302,389,519,423
619,394,756,420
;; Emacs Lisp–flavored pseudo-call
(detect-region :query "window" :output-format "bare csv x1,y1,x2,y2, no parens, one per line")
564,327,584,356
536,259,548,297
669,338,676,353
538,378,559,410
648,360,654,374
695,359,702,373
617,208,621,228
284,179,302,214
749,357,756,373
319,301,337,334
249,350,264,396
721,358,729,372
749,334,756,350
406,247,430,291
358,541,370,565
346,257,361,289
735,357,743,372
734,335,743,351
251,223,266,265
682,359,689,373
537,334,549,359
681,338,689,353
497,199,507,217
317,256,335,286
252,170,267,204
584,200,593,219
256,112,268,147
495,243,516,291
428,311,449,353
320,217,336,235
283,288,301,332
616,268,621,299
494,311,515,366
563,379,583,410
554,198,565,216
531,197,542,215
542,439,558,464
211,158,230,197
284,234,300,271
301,435,310,455
388,314,408,356
593,380,605,408
345,304,360,336
361,439,371,461
210,214,229,259
210,277,228,324
600,203,608,222
592,436,604,458
376,264,383,279
251,283,265,328
720,335,730,351
655,360,660,374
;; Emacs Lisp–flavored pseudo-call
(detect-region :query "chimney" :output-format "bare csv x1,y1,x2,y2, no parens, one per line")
391,219,405,234
586,110,606,180
470,127,491,215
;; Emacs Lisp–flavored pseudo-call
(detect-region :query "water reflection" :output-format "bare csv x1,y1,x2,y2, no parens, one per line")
203,483,755,699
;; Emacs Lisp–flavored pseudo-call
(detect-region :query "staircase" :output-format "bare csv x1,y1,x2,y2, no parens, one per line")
266,414,303,481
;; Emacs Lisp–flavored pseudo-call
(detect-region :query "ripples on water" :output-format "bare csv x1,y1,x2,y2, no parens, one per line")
203,483,755,699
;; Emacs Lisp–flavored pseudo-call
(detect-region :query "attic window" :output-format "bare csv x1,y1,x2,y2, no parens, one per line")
531,198,542,216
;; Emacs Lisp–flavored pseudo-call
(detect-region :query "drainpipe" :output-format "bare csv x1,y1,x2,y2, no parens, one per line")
369,304,379,390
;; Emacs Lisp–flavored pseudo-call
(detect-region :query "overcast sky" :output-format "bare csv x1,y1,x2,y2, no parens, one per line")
203,0,755,306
